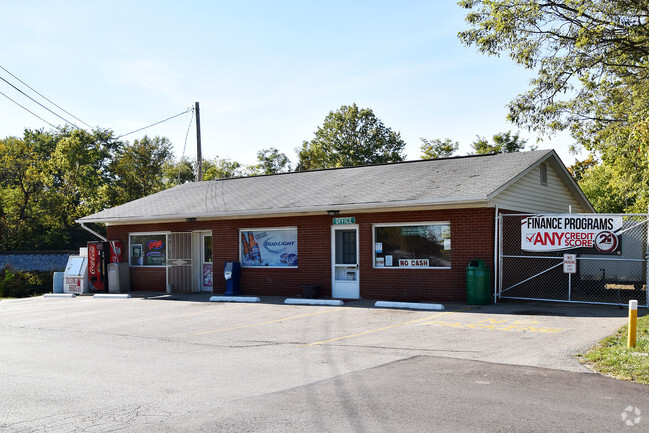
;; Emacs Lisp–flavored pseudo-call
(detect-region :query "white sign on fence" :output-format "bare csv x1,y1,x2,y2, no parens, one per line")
563,254,577,274
521,215,623,253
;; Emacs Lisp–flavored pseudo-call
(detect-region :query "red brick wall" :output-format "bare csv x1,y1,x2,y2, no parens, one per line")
106,207,496,301
357,208,495,301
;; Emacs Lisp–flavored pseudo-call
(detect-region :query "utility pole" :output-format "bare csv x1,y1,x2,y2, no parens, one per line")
195,101,203,181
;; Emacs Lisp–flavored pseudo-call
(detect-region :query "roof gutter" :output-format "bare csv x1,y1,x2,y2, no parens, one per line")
79,222,107,242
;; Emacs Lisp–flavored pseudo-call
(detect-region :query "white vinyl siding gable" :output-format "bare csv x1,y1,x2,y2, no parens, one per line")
490,164,589,213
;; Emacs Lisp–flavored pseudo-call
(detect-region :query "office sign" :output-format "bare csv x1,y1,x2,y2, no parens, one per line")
333,217,355,225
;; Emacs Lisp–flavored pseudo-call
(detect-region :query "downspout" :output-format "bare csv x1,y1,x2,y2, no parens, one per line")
79,222,107,242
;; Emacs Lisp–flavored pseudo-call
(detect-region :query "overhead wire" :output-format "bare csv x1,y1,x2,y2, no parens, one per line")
0,89,60,130
116,107,193,139
0,64,194,143
0,64,91,129
177,107,195,184
0,76,82,129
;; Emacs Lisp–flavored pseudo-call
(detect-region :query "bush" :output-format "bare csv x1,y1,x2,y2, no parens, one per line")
0,266,53,298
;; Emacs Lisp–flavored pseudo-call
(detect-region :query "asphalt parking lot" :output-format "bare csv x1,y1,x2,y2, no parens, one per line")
0,294,644,432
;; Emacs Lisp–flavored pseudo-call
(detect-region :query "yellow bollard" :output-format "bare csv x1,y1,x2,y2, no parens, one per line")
628,300,638,348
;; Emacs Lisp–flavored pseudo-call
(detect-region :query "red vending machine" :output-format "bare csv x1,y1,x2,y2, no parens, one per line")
109,241,122,263
88,241,122,292
88,241,108,292
88,241,123,292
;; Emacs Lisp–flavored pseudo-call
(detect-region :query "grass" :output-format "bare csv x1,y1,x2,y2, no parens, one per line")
579,312,649,385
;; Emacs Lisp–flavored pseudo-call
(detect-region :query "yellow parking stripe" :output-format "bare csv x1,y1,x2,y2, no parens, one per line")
183,306,347,337
301,307,472,347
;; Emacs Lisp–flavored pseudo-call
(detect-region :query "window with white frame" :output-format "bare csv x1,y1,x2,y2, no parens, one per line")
373,223,451,268
129,233,167,266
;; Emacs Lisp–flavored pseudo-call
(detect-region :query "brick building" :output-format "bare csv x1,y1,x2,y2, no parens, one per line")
77,150,593,302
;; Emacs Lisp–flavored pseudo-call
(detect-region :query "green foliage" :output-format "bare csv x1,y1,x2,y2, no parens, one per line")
0,266,53,298
567,155,597,183
251,147,291,174
203,157,246,180
105,136,174,206
0,128,118,249
581,314,649,385
0,129,172,250
420,131,531,158
163,157,196,187
459,0,649,210
471,131,533,154
296,103,406,170
420,138,459,159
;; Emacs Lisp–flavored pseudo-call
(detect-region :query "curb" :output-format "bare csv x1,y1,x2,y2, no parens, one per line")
210,296,261,303
285,298,344,306
375,301,445,311
94,294,132,299
43,293,75,298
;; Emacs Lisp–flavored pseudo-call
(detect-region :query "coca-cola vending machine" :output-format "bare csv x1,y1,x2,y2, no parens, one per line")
88,241,122,293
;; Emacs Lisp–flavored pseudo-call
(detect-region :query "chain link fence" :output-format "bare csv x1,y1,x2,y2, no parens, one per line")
498,213,649,307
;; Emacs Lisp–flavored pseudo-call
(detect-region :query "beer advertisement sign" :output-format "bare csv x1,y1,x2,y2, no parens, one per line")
521,215,623,253
241,229,298,267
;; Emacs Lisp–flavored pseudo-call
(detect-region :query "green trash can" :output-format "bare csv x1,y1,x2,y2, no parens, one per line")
466,259,491,305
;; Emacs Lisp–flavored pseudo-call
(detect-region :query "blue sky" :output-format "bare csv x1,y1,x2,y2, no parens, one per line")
1,1,576,166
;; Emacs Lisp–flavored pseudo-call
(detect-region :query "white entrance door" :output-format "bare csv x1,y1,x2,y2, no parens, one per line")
201,234,213,292
331,226,359,299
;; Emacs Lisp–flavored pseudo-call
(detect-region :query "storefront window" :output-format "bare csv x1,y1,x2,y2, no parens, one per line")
240,228,298,267
129,233,167,266
373,223,451,268
203,235,213,263
203,235,213,290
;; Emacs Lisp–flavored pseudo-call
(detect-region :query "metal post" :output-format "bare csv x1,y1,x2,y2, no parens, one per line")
195,102,202,182
628,300,638,348
493,206,499,303
646,207,649,308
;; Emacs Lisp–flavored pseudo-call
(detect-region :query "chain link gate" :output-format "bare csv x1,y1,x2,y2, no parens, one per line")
498,213,649,307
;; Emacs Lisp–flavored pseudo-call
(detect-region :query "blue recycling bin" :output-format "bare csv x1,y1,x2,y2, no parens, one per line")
224,262,241,296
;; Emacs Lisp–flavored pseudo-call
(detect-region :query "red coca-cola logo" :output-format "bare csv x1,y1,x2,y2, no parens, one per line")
88,244,97,274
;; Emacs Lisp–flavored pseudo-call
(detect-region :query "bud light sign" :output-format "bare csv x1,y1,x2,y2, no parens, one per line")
521,215,623,253
241,229,298,267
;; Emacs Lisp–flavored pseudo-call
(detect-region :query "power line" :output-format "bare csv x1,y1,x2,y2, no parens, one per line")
177,107,196,184
0,64,92,128
0,90,60,130
116,107,193,139
0,75,81,129
0,64,193,141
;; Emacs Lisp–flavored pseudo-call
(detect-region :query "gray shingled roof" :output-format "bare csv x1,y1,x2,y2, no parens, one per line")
78,150,561,224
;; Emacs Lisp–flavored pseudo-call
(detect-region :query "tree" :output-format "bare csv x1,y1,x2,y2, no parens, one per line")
0,128,120,250
0,134,51,249
106,136,174,206
458,1,649,211
163,157,196,188
567,155,598,182
202,157,245,180
471,131,533,154
251,148,291,174
420,131,531,158
420,138,459,159
576,162,631,213
296,103,406,170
